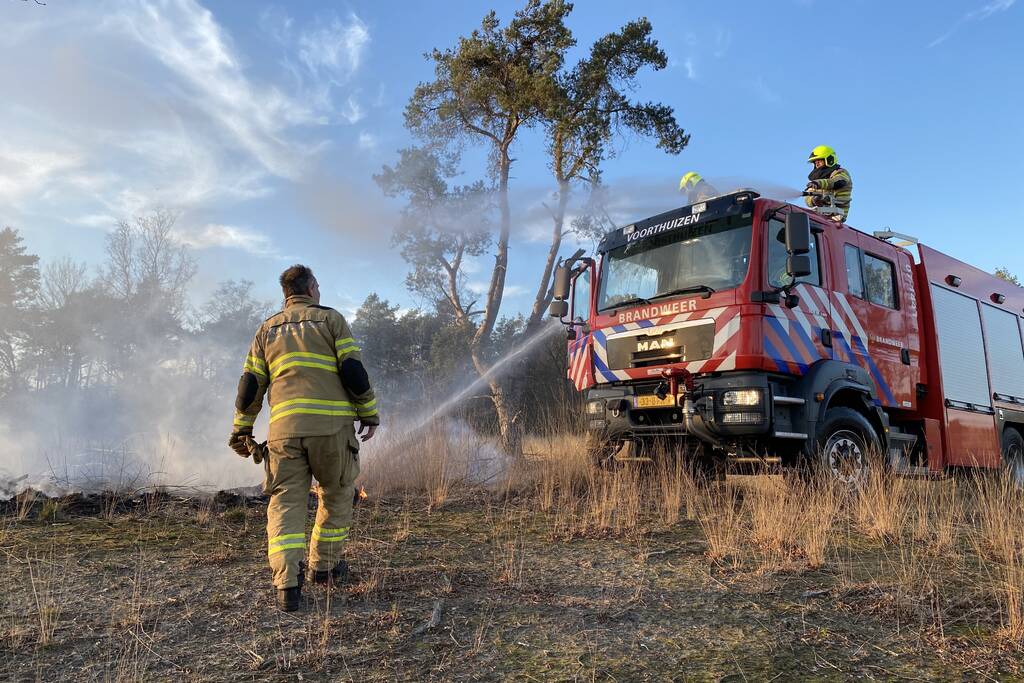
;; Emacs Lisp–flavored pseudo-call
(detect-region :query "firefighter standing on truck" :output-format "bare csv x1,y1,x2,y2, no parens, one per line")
805,145,853,222
679,171,718,204
228,265,380,612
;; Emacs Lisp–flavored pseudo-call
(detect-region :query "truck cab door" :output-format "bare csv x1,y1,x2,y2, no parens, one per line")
764,214,835,372
831,234,914,409
567,262,595,390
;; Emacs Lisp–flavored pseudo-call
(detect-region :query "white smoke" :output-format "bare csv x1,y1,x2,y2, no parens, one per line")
0,334,265,500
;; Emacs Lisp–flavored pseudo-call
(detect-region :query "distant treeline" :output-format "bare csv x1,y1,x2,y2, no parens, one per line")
0,215,578,445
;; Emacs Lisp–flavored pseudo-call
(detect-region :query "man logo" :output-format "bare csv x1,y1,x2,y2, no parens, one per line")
636,338,675,352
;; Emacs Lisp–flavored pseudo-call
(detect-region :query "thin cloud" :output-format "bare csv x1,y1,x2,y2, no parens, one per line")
0,144,81,205
929,0,1016,47
358,131,378,150
341,96,366,124
71,214,119,229
683,57,697,80
298,14,370,81
174,223,282,258
751,76,781,105
468,282,527,297
713,28,732,58
102,0,320,179
0,0,373,260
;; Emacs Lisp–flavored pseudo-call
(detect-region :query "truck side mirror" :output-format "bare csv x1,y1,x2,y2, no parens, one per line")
549,300,569,318
552,265,571,300
787,254,812,279
785,212,811,255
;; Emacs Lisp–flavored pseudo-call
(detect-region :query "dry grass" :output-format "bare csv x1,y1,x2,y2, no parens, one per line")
9,423,1024,678
694,484,745,567
969,476,1024,642
504,441,1024,652
103,557,157,683
17,489,37,521
27,546,66,647
195,496,214,526
746,477,841,569
853,461,912,541
360,421,508,509
911,477,962,554
490,504,528,588
360,423,1024,641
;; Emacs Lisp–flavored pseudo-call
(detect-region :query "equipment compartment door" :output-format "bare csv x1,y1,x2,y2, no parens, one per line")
930,283,999,466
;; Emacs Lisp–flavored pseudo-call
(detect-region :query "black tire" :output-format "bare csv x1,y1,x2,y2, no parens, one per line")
810,407,881,486
1002,427,1024,487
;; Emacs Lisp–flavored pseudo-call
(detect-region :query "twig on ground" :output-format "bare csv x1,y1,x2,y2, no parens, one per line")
412,598,445,636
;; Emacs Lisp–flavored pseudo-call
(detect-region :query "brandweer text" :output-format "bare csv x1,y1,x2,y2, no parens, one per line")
618,298,698,324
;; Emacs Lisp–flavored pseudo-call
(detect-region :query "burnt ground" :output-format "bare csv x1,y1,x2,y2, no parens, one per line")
1,485,1021,682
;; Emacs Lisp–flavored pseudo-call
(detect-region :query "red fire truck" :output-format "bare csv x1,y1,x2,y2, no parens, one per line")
550,190,1024,482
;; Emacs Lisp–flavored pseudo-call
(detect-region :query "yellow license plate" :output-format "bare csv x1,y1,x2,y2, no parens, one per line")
635,394,675,409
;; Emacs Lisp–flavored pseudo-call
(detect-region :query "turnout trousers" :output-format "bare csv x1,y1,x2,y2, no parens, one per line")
264,424,360,589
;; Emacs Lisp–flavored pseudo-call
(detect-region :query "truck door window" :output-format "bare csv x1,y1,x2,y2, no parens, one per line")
863,253,897,309
768,218,820,287
571,268,591,323
845,244,864,298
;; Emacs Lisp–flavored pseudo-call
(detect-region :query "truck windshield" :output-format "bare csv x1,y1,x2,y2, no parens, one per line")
597,215,752,312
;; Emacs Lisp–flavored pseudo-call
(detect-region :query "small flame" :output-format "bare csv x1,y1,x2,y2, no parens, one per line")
358,486,368,500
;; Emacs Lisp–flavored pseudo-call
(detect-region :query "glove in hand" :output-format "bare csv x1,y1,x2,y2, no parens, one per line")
229,429,252,458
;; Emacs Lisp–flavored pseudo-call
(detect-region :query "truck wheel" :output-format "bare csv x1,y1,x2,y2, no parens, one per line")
1002,427,1024,486
812,407,880,486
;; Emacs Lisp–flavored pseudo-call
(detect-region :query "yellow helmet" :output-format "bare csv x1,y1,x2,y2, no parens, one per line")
807,145,837,166
679,171,702,192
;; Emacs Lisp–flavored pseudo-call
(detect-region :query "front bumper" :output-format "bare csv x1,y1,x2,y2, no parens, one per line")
584,372,801,447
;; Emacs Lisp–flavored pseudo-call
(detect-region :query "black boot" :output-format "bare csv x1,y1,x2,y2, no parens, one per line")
311,560,349,585
277,585,301,611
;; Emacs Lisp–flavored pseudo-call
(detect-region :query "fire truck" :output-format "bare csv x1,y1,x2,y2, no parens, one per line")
549,190,1024,482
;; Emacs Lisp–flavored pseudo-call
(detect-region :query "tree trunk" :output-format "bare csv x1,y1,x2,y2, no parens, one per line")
444,244,470,326
470,149,520,453
527,178,570,333
473,153,511,346
470,344,522,454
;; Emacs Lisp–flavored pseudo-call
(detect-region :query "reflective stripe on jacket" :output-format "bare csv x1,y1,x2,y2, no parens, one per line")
233,294,379,440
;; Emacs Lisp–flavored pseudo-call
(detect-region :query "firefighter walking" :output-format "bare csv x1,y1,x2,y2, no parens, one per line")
805,145,853,222
229,265,380,611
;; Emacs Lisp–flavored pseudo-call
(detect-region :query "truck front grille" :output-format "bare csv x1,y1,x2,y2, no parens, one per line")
605,321,715,370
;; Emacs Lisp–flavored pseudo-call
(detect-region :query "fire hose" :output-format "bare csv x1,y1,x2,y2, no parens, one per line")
242,435,268,464
659,367,720,446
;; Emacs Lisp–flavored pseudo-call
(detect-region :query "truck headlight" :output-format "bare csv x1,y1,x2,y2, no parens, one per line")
586,400,605,415
722,389,762,407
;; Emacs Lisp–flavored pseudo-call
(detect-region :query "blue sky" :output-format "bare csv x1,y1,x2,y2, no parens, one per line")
2,0,1021,318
